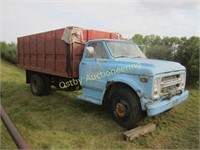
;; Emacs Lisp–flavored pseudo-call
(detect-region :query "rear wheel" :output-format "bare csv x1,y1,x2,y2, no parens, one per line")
110,88,145,129
30,74,45,96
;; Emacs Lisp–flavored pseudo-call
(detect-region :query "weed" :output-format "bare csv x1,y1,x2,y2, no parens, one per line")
0,59,199,149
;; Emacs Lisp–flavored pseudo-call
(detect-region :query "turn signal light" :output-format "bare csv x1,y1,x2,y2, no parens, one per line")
154,91,158,96
140,78,148,83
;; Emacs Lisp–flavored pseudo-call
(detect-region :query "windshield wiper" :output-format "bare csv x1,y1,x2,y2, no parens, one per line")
131,56,144,58
115,56,145,58
115,56,129,58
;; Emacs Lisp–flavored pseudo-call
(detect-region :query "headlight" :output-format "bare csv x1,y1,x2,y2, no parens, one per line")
154,78,161,99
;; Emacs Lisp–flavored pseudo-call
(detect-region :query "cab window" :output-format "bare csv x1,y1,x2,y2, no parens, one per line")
86,42,107,58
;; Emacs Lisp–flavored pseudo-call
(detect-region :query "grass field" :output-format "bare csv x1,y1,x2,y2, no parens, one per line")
0,59,199,149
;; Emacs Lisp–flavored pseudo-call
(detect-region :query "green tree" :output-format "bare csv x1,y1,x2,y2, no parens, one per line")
146,45,173,61
131,34,199,85
174,36,199,84
131,34,144,45
0,41,17,64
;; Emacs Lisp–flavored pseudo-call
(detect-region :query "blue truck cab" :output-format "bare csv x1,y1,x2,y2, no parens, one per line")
78,39,189,129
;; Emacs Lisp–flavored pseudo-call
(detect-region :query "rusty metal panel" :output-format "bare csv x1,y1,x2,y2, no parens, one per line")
17,26,121,78
82,29,120,42
88,30,111,40
36,33,45,54
55,29,66,73
45,31,54,54
72,43,85,77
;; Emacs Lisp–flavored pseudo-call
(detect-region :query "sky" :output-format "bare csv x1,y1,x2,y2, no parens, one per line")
0,0,199,42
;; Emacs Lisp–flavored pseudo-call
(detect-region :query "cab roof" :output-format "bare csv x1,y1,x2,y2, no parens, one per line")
87,39,135,44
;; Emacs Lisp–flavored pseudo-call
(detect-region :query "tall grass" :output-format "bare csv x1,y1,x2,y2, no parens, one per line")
0,59,199,149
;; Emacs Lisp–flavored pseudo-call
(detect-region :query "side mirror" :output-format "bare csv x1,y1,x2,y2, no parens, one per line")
86,46,95,57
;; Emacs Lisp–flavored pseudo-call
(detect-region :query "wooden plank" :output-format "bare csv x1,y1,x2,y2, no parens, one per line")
123,123,156,141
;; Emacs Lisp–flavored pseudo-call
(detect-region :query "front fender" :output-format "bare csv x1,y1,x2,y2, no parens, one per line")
101,73,149,110
108,74,144,96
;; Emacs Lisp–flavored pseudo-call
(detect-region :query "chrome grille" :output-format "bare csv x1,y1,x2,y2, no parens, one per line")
161,74,180,84
160,74,182,97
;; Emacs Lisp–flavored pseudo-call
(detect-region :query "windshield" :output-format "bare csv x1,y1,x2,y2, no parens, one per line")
105,41,146,58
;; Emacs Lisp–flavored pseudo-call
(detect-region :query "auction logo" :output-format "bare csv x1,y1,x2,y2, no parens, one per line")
59,78,82,89
86,62,141,81
59,62,141,89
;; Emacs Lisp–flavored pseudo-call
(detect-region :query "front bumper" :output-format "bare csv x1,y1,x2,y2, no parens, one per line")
147,90,189,116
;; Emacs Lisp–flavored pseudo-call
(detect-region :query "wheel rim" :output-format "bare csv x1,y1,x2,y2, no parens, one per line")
115,99,130,118
32,79,38,93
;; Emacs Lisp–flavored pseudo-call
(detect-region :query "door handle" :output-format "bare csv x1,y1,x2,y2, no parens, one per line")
81,62,86,65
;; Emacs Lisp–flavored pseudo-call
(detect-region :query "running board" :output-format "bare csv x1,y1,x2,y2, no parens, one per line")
77,95,101,105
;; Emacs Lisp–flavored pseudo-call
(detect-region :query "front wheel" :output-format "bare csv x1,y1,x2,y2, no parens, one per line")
110,88,145,129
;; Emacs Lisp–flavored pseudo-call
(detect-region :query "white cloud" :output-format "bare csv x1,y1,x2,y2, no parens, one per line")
1,0,199,42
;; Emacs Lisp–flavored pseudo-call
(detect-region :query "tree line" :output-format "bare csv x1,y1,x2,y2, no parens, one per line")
131,35,199,85
0,41,17,64
0,35,199,85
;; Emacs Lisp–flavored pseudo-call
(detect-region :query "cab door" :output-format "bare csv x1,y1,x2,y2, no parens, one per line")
79,41,109,93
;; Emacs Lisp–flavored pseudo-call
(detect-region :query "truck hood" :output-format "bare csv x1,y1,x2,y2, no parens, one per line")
114,58,186,76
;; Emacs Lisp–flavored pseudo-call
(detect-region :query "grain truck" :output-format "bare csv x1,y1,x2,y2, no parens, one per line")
17,26,189,129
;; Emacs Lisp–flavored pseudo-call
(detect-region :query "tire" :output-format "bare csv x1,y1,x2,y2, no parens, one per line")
110,88,145,129
30,74,45,96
